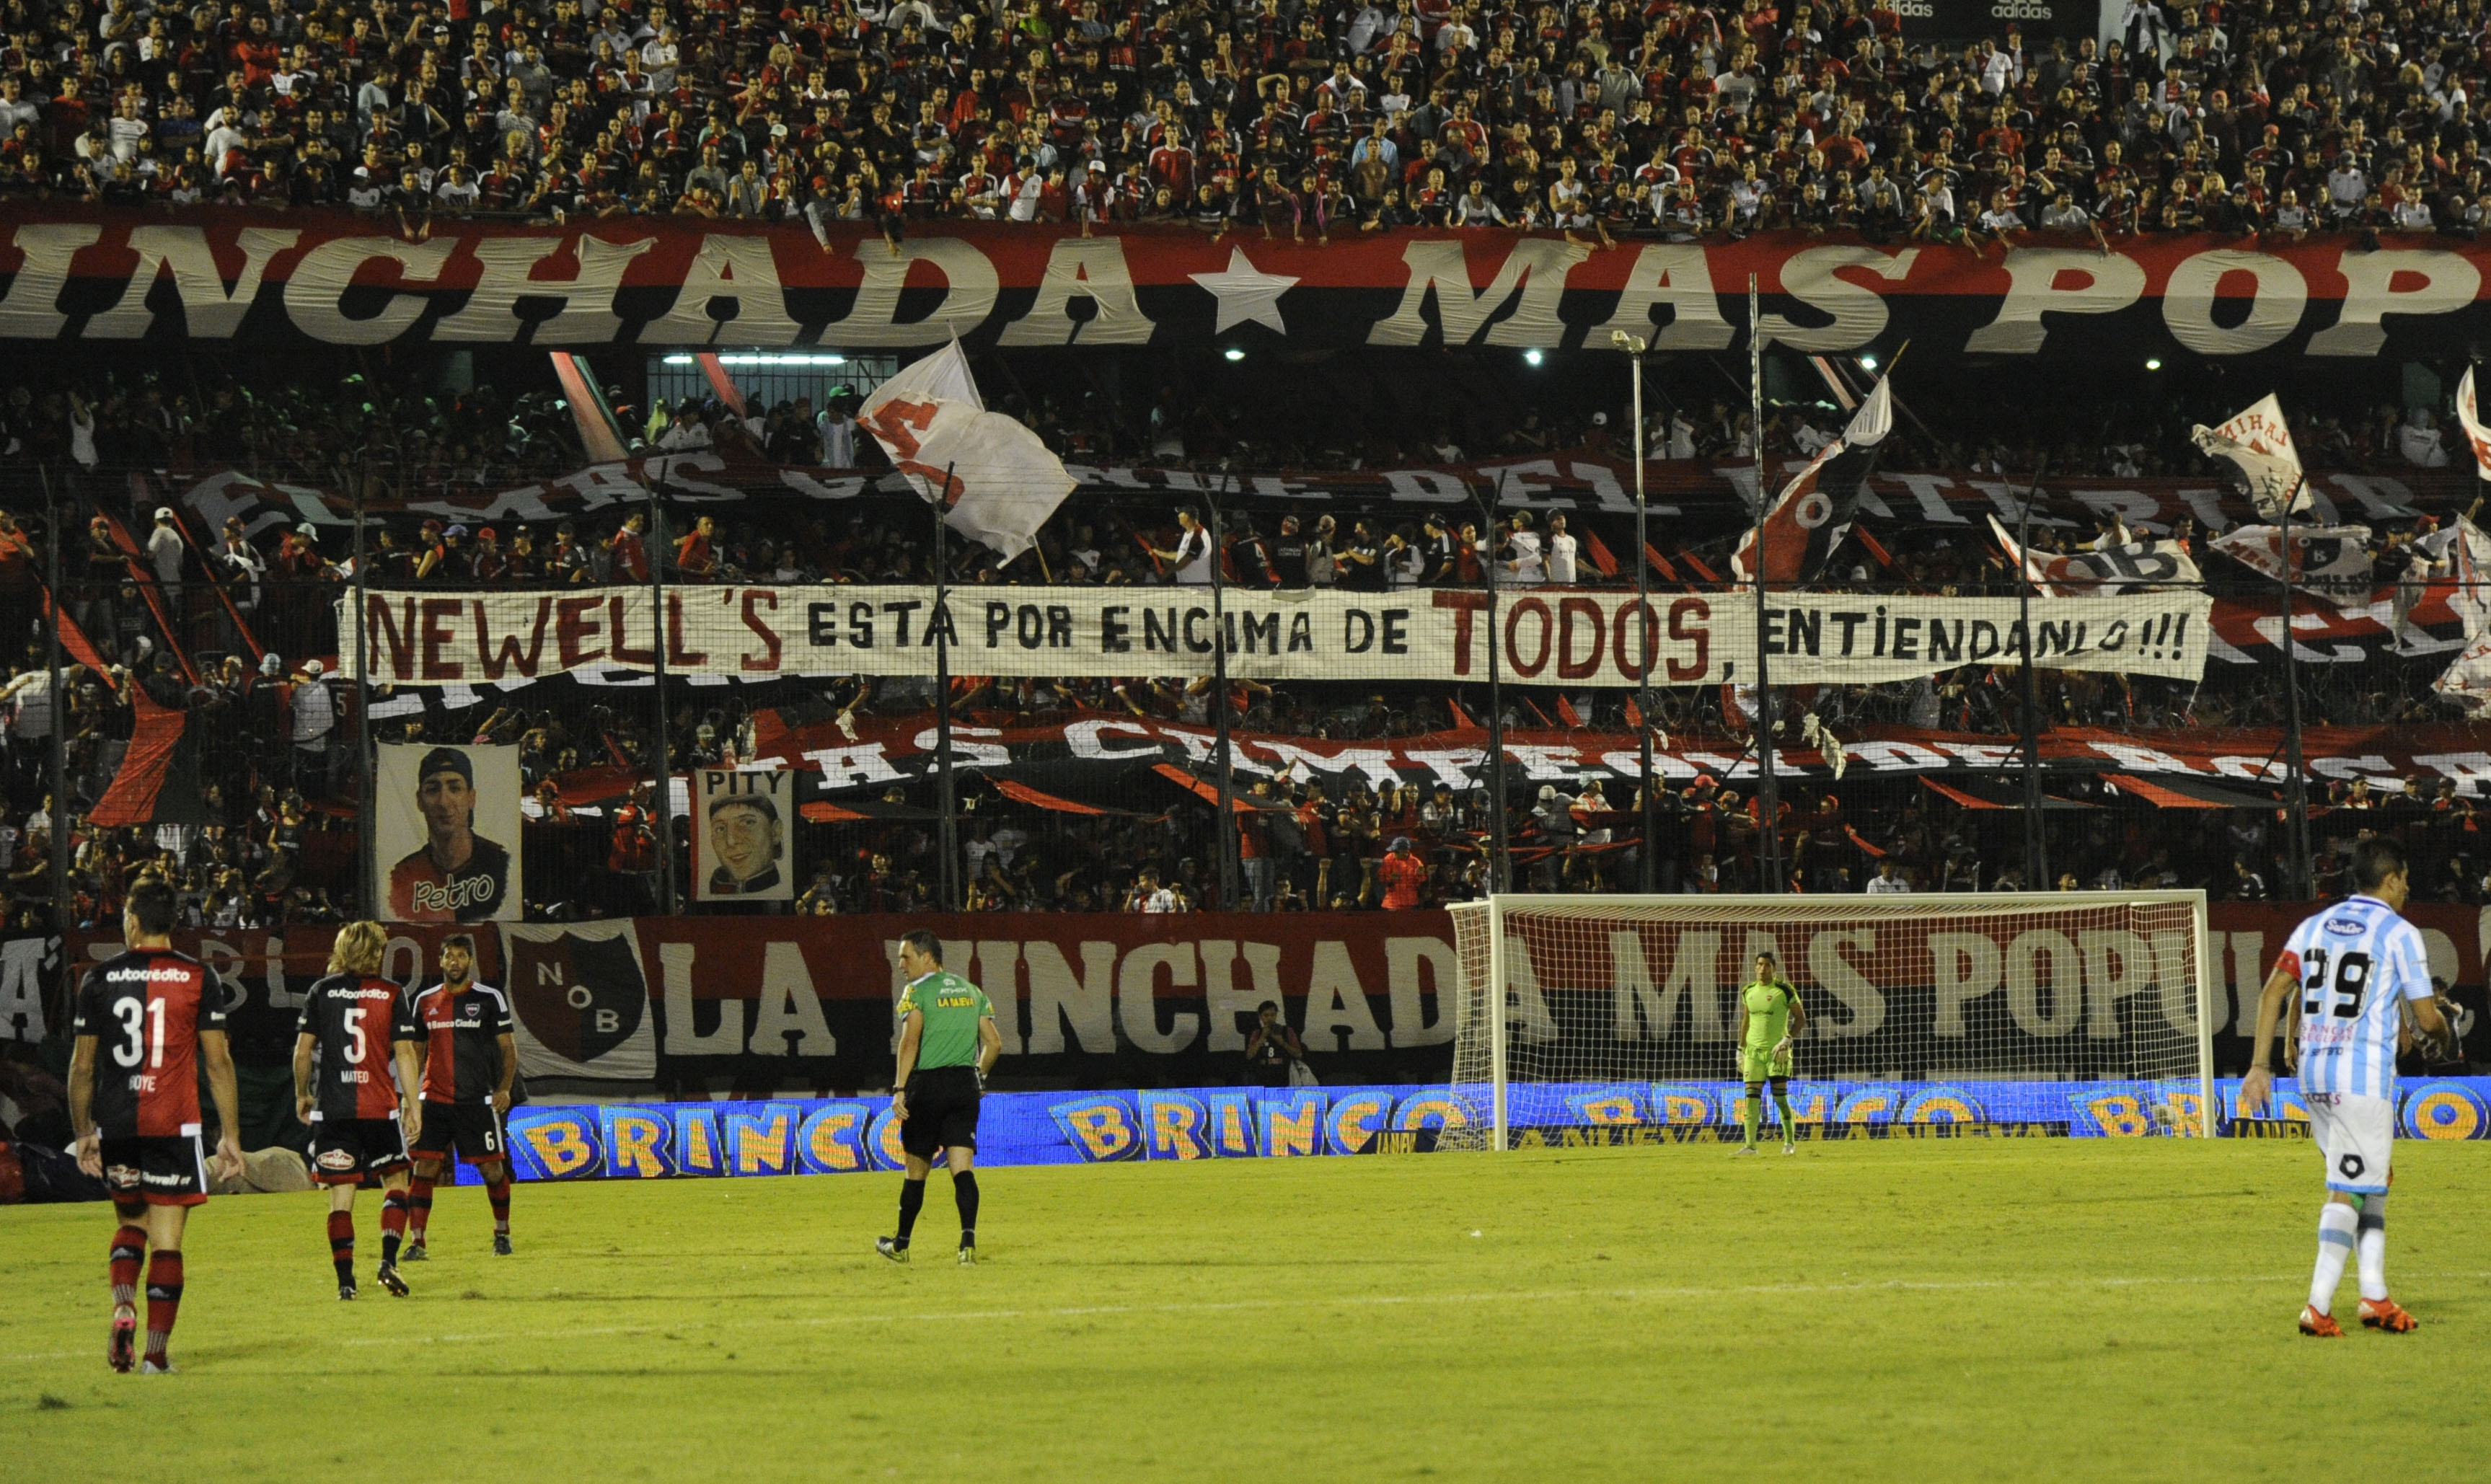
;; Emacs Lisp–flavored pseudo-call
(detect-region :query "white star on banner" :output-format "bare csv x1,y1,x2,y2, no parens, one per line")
1189,248,1300,335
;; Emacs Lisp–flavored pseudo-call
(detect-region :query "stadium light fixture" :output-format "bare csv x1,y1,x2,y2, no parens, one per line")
704,353,850,367
2145,358,2164,371
1859,353,1879,371
1223,347,1246,361
1524,348,1545,366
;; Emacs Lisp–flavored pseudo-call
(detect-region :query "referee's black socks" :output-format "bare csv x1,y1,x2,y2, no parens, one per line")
895,1178,926,1250
953,1171,979,1248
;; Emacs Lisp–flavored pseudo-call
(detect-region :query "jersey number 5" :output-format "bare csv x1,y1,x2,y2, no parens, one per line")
2299,948,2373,1020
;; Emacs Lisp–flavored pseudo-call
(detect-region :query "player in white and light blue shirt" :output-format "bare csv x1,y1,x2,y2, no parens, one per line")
2276,890,2429,1102
2242,838,2451,1338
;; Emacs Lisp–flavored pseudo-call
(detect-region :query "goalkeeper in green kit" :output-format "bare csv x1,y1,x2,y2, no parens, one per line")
1734,951,1807,1156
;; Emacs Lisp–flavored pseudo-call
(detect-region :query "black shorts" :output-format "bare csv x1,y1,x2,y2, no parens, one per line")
100,1129,208,1208
900,1066,980,1160
413,1102,506,1164
309,1115,413,1185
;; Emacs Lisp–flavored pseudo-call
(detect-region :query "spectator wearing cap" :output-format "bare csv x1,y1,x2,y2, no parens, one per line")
413,519,449,581
277,522,327,581
146,505,185,599
470,527,508,583
1379,835,1426,910
1531,782,1578,889
291,658,337,792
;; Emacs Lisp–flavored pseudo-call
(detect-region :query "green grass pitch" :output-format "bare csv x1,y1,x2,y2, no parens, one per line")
3,1139,2486,1481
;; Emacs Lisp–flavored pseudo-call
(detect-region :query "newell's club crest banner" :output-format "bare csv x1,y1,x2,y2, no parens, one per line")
695,768,794,903
375,743,523,924
499,921,660,1081
342,585,2213,689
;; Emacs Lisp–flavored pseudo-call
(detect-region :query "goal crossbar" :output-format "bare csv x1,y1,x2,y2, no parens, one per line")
1447,891,2216,1149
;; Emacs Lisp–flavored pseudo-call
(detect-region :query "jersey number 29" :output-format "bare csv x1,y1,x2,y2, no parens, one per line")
2299,948,2373,1020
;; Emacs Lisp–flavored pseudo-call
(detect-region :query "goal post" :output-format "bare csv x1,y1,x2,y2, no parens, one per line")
1443,891,2216,1150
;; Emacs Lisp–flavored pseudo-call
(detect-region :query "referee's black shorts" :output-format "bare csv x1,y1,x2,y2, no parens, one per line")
900,1066,980,1160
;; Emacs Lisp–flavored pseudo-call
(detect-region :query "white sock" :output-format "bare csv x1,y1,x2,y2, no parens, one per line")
2356,1197,2389,1302
2309,1203,2358,1315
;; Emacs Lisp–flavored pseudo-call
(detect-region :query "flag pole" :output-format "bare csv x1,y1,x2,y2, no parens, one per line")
933,465,958,914
2280,474,2311,899
1472,482,1509,893
2015,455,2049,888
1750,275,1780,893
1209,491,1238,911
648,497,676,914
353,472,374,914
41,469,66,933
1612,330,1654,892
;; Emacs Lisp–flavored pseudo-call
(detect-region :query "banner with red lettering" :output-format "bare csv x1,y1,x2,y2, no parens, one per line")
15,211,2491,358
167,453,2468,539
58,906,2490,1089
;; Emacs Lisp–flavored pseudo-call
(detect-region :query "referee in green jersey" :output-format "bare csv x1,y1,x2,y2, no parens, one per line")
1734,951,1807,1156
878,931,1002,1266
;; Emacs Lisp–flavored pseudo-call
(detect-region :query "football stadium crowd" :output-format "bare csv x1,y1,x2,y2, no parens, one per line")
8,0,2491,239
0,342,2484,932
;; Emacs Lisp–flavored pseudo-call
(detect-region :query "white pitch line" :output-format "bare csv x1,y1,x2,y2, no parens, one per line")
9,1269,2487,1367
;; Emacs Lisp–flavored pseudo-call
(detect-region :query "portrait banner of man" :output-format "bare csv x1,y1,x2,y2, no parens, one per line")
695,767,793,902
376,743,523,923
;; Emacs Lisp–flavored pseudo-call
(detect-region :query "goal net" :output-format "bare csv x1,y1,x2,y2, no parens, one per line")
1443,892,2213,1149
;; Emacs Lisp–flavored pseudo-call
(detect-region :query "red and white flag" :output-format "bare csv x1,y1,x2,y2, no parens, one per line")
2417,513,2491,637
855,341,1075,561
2190,393,2311,521
2210,523,2376,609
2434,632,2491,715
1988,515,2200,597
2456,367,2491,477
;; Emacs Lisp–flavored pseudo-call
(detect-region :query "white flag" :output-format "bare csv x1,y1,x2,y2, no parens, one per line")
2435,632,2491,715
856,341,1076,561
2419,513,2491,637
2211,524,2375,609
2190,394,2311,521
1988,515,2200,597
2456,367,2491,479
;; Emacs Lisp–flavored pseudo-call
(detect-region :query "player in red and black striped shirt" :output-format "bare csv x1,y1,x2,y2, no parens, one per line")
407,935,519,1259
69,880,244,1374
293,922,423,1301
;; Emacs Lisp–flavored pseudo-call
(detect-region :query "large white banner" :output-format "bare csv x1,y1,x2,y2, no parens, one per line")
342,586,2213,689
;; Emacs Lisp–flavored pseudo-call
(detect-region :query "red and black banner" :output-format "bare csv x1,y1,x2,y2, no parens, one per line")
14,209,2491,358
736,709,2491,802
57,904,2491,1087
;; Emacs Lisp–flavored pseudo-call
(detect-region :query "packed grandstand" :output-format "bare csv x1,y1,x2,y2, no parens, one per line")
0,0,2480,1080
6,0,2489,239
